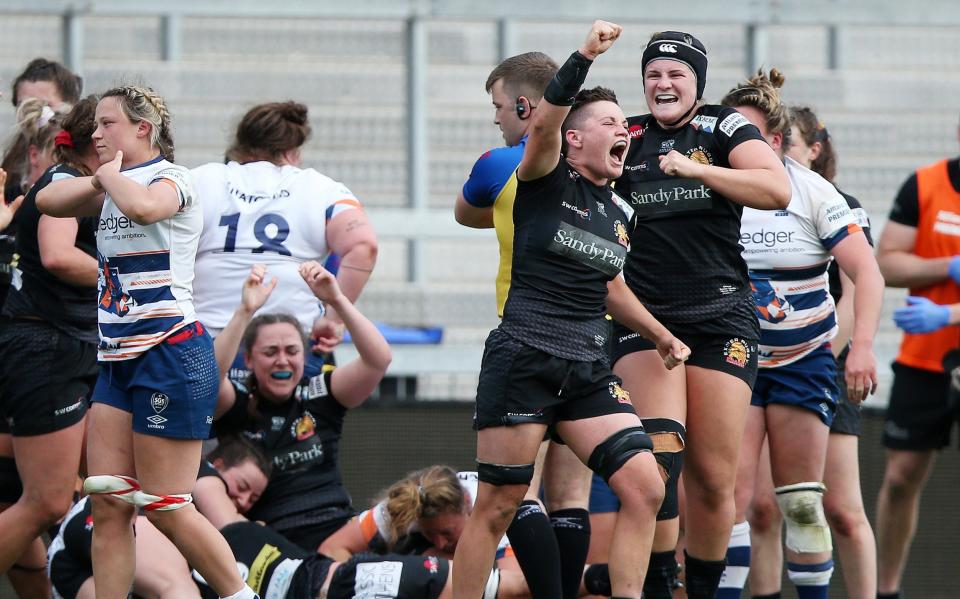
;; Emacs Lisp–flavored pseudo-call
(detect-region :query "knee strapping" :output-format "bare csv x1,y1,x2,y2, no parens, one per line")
587,426,653,483
477,461,535,486
83,475,193,511
775,482,831,553
641,418,685,520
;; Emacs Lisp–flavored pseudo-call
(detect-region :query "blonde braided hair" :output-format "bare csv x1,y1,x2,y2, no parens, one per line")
101,85,175,161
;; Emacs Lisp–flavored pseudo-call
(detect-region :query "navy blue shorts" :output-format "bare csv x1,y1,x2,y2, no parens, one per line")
91,322,219,439
751,345,839,426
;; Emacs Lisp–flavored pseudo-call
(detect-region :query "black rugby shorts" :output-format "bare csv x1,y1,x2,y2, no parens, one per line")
883,361,957,450
474,328,637,430
610,321,759,389
830,346,861,436
0,320,97,436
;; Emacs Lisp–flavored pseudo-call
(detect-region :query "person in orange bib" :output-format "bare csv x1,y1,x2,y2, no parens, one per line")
875,124,960,599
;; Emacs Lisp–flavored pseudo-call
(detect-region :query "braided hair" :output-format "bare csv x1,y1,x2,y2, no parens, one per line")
101,85,175,161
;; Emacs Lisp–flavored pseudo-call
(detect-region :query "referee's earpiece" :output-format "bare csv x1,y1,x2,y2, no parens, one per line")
515,97,528,120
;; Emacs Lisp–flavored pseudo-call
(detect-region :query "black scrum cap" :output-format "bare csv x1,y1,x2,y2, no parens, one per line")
641,31,708,100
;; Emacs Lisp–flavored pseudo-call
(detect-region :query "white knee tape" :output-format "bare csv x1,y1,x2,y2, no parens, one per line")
483,566,500,599
83,475,193,511
137,490,193,511
83,474,142,504
774,482,832,553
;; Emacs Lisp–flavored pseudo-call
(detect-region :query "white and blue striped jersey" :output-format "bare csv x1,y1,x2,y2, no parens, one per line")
96,156,198,361
191,161,361,334
740,157,862,367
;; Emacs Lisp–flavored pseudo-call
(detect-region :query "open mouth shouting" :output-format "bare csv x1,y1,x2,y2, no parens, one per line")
609,139,628,166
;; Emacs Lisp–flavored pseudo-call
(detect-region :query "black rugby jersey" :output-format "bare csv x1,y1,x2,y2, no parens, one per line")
614,105,764,323
198,521,332,599
828,189,873,304
213,371,354,534
4,164,98,342
500,159,633,362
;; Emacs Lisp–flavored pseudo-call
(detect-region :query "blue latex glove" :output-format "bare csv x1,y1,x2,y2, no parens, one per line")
950,256,960,285
893,296,951,333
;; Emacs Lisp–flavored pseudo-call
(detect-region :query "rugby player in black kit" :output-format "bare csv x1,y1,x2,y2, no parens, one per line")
607,31,790,599
453,21,690,599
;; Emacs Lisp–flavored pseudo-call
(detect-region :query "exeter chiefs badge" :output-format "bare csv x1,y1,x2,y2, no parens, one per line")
609,382,631,404
291,413,317,441
723,338,752,368
686,145,713,166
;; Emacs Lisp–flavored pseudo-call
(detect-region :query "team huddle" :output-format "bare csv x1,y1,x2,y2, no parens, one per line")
0,17,953,599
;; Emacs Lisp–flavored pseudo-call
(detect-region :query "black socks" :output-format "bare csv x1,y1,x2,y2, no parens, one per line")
550,508,591,599
506,500,562,599
684,551,727,599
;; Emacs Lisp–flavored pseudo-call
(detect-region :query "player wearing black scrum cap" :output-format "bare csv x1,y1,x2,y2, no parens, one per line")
453,21,690,599
606,30,790,599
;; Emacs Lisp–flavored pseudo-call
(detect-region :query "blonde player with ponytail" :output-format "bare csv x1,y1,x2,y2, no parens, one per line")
38,85,259,599
321,466,517,567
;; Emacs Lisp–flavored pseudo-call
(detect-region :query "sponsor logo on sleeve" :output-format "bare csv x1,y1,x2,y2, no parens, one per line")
307,375,328,399
852,207,871,229
826,203,853,223
719,112,749,137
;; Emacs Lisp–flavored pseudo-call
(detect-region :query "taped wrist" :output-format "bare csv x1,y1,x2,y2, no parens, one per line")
543,51,594,106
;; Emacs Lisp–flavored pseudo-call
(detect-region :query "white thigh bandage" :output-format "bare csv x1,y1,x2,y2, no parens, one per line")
483,566,500,599
774,482,832,553
83,475,193,511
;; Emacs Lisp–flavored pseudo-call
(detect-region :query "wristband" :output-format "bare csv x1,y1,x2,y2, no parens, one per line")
543,51,594,106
